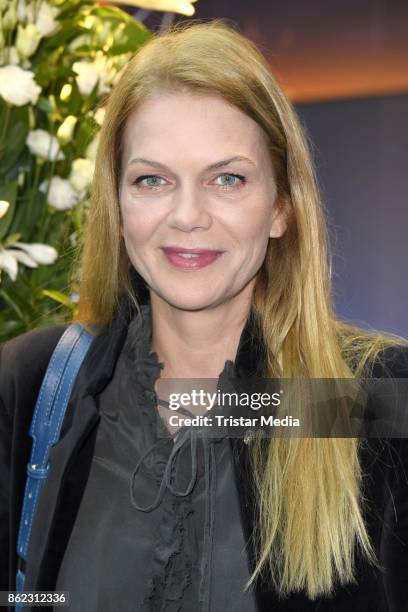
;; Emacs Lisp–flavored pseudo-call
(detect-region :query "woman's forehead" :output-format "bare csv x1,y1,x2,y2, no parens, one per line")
123,91,254,130
120,93,271,170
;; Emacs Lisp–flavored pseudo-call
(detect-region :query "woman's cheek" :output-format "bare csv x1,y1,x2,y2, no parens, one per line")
227,207,271,240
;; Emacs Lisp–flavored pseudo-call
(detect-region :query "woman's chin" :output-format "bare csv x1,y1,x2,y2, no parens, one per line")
152,290,225,312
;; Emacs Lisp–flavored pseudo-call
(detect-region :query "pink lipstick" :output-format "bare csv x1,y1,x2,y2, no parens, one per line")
161,246,224,270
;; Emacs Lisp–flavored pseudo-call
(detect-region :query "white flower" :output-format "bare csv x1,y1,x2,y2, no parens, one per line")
14,241,58,264
0,200,10,219
56,115,77,145
68,33,92,53
72,60,100,96
16,0,27,23
22,0,34,23
10,46,20,65
69,231,78,248
69,158,95,192
12,249,38,268
85,133,100,161
0,46,21,66
17,169,26,187
107,0,197,17
96,21,111,46
0,65,41,106
35,1,60,37
16,24,42,59
39,176,81,210
0,248,19,281
26,129,65,161
0,240,57,282
24,1,60,37
72,55,116,97
93,106,105,126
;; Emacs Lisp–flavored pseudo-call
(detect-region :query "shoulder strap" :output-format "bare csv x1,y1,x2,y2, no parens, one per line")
15,322,96,602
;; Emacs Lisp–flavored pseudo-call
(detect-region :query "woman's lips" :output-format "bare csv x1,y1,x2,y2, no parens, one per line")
161,247,224,270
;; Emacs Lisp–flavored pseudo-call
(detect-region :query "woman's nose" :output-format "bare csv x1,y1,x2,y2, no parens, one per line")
166,184,212,232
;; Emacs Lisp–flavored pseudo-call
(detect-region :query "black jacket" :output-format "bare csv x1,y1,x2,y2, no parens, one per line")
1,293,408,611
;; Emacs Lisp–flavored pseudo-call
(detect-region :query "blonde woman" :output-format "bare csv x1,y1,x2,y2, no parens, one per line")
1,19,408,612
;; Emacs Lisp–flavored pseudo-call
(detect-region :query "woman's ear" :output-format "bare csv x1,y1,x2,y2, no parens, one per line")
269,207,287,238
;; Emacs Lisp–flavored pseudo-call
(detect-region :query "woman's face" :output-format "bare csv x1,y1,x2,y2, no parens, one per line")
119,91,286,312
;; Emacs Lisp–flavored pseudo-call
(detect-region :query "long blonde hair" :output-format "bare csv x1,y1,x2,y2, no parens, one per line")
74,19,407,599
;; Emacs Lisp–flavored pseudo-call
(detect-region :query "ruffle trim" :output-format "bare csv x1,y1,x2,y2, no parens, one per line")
140,497,197,611
122,304,165,395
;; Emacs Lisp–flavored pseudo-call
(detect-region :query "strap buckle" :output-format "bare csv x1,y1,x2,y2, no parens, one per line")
26,462,50,479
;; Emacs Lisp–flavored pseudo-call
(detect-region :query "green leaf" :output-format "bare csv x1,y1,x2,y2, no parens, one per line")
81,82,100,114
110,23,152,54
35,61,76,88
88,6,133,22
0,288,31,323
75,116,98,153
40,22,86,53
0,181,18,205
37,96,54,113
0,108,28,175
3,232,21,247
40,289,74,309
8,121,28,153
0,119,29,176
67,78,83,116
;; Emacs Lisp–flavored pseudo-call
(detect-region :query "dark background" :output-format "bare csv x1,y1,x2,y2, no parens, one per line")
136,0,408,336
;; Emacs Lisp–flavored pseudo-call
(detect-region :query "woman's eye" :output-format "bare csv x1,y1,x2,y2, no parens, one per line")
214,173,246,189
132,175,166,189
131,172,246,190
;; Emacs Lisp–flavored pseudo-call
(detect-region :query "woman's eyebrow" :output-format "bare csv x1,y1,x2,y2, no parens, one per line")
127,155,256,171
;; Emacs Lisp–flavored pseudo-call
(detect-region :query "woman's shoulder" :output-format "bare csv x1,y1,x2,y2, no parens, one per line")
371,344,408,378
363,344,408,488
0,323,69,406
1,323,69,368
337,319,408,378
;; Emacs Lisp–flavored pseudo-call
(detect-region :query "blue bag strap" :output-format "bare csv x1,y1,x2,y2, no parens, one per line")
15,322,96,606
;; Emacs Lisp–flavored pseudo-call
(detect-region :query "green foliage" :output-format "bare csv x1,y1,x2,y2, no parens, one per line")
0,0,152,342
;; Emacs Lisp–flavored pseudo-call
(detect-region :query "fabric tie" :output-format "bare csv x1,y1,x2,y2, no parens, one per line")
129,402,217,612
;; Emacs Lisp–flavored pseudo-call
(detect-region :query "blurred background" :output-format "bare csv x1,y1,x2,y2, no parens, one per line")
1,0,407,339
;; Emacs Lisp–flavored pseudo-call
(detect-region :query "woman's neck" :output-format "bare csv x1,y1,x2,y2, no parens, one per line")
149,294,252,379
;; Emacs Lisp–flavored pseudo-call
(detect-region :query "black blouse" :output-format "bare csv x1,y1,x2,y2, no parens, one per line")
54,305,258,612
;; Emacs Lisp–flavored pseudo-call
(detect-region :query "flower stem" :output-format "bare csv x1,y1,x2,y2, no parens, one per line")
0,104,11,157
26,159,43,239
37,158,56,242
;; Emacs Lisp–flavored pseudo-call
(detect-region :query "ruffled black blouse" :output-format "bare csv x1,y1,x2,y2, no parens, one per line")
54,305,258,612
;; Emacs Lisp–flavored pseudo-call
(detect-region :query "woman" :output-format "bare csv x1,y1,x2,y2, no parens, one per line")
1,18,408,612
